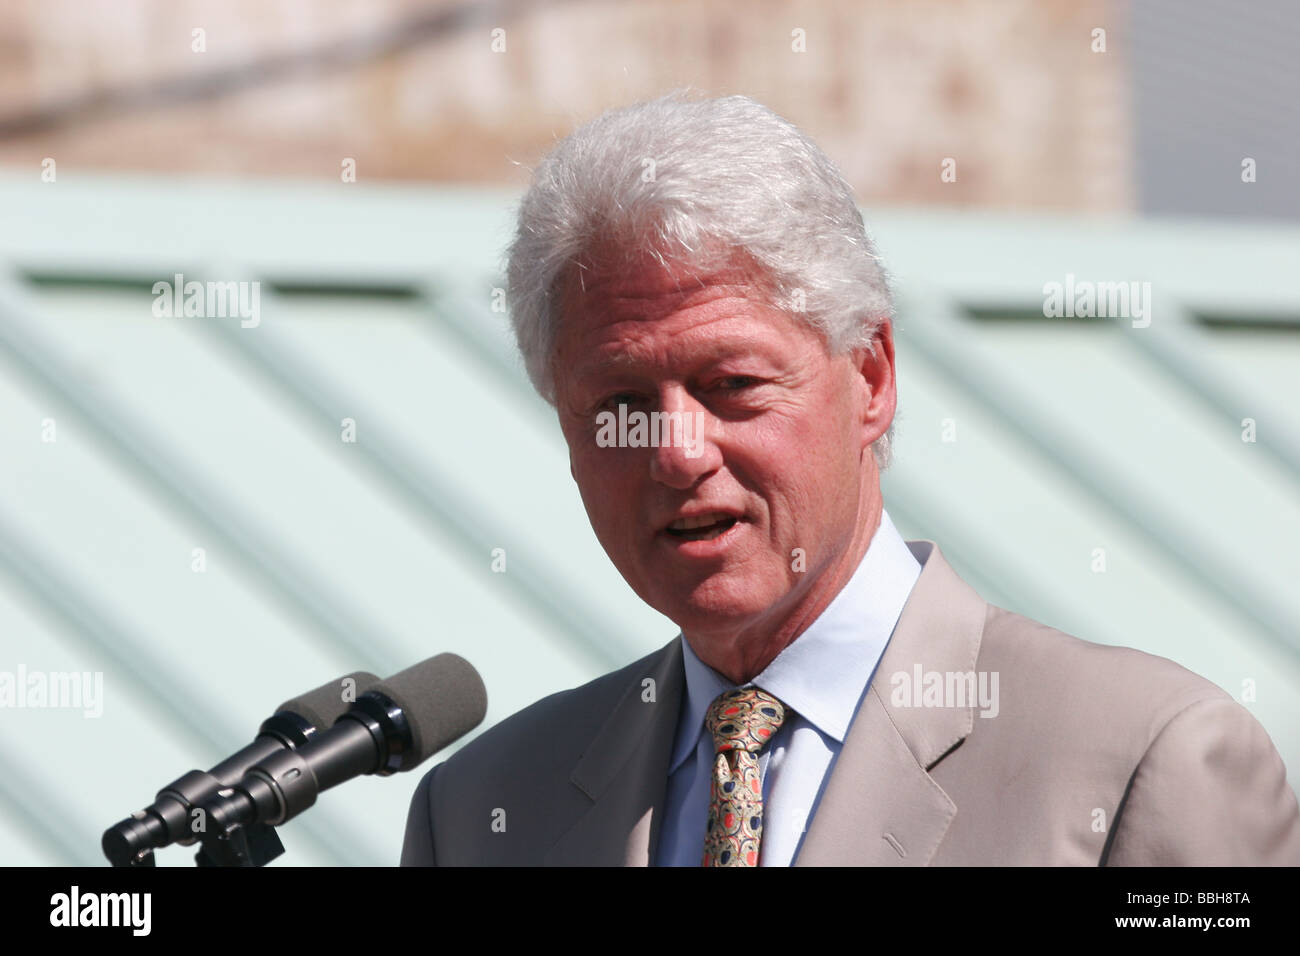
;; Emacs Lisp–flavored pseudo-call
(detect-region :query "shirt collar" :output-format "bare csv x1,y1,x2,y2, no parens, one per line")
668,509,922,772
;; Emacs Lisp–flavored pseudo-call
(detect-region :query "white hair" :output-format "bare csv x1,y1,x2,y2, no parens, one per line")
505,89,895,467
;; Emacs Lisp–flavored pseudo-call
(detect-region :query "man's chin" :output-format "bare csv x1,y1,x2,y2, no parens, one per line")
654,585,775,639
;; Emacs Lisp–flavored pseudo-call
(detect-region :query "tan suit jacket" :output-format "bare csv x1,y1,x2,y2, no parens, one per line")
401,541,1300,865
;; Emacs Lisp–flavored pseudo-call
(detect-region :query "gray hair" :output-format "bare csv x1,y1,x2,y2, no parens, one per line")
505,89,895,467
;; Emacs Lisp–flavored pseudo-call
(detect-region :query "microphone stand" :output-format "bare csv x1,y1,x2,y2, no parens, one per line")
194,817,284,867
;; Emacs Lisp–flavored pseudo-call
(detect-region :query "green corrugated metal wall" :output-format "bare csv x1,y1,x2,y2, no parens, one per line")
1,173,1296,865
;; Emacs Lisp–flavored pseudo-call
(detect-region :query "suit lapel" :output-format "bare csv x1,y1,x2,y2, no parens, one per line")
544,638,684,865
796,541,987,866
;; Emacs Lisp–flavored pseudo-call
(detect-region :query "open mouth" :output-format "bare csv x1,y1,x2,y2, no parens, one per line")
664,514,740,542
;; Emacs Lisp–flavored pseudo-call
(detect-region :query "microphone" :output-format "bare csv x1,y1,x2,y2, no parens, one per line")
102,670,380,867
197,654,486,846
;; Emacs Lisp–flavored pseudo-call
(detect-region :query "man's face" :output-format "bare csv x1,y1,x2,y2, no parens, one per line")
553,253,890,647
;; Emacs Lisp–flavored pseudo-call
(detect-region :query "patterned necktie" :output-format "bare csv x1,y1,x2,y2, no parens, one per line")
701,686,786,867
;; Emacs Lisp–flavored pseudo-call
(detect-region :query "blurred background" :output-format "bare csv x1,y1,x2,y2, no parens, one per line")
0,0,1296,866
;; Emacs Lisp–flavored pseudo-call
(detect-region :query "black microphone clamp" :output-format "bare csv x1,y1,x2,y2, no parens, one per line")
194,688,416,866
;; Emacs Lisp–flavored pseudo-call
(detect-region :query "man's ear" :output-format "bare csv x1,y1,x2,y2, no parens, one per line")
853,319,897,452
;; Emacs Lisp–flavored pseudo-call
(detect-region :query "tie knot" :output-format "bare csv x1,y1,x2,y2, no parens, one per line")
706,687,786,755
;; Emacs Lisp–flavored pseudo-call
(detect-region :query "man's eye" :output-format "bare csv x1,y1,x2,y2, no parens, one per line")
600,393,643,410
715,376,759,391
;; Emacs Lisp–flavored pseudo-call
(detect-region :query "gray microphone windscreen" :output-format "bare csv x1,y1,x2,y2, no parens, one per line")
372,654,487,766
277,671,381,730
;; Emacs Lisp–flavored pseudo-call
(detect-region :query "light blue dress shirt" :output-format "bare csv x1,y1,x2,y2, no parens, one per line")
654,509,922,866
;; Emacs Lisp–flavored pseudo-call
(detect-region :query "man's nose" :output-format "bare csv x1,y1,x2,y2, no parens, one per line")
647,391,720,489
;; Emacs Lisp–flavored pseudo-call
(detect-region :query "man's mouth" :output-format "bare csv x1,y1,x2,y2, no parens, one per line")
664,513,740,541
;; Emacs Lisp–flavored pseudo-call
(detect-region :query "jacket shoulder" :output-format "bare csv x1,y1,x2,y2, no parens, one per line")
447,641,672,776
970,606,1300,863
400,640,676,864
977,603,1233,735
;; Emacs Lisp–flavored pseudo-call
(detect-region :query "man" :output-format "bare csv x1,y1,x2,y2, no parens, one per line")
401,91,1300,865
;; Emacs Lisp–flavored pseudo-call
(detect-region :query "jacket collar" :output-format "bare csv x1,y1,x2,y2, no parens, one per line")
544,637,684,865
795,541,987,865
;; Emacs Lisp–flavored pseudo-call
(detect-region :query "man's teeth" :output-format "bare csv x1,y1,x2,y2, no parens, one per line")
687,524,730,540
666,514,737,540
669,513,731,530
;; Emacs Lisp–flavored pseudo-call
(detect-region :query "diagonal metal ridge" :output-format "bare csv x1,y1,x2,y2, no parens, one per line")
881,492,1037,619
419,280,538,404
195,286,642,672
894,286,1300,663
0,506,373,866
964,298,1300,488
0,739,102,865
0,276,406,676
0,506,232,759
416,279,558,422
1116,302,1300,486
